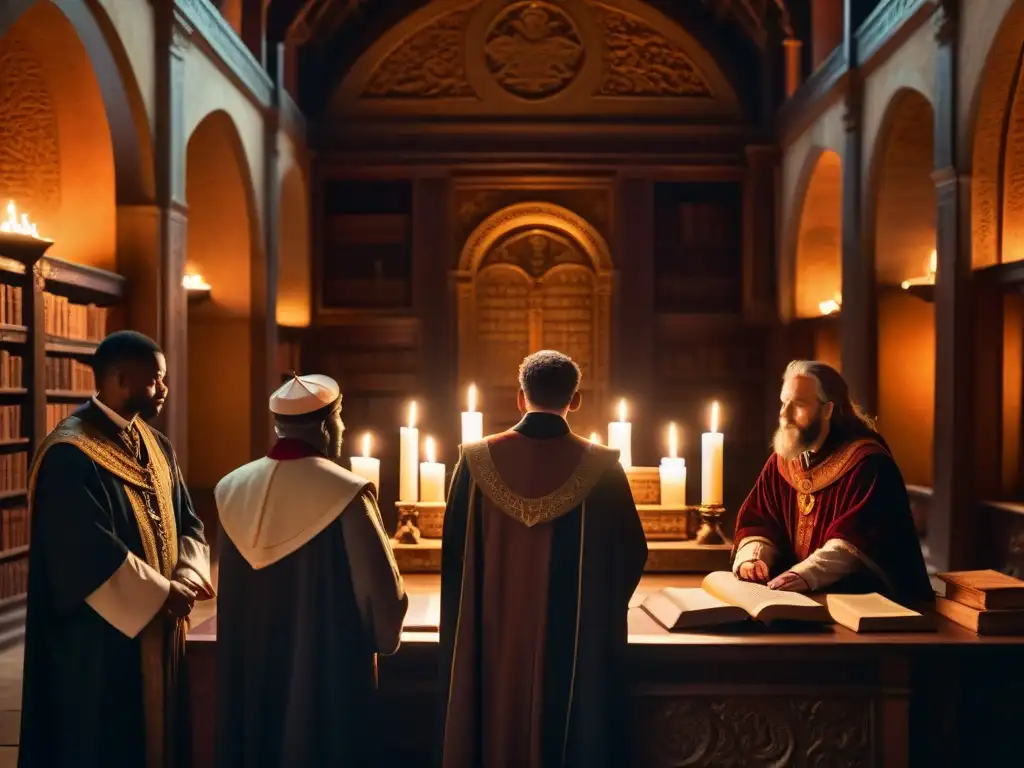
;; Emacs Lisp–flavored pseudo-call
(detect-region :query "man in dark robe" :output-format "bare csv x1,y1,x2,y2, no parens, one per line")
214,373,408,767
439,350,648,768
733,360,933,601
20,331,214,768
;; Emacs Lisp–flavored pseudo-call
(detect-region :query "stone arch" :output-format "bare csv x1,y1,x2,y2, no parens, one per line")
791,149,843,320
185,109,263,495
0,0,154,270
277,161,311,328
869,87,936,488
455,202,613,431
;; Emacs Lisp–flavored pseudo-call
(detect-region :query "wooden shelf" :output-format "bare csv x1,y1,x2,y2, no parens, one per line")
0,546,28,564
0,490,26,502
46,336,99,355
0,389,27,397
40,256,125,304
0,325,27,344
0,439,28,450
46,390,92,400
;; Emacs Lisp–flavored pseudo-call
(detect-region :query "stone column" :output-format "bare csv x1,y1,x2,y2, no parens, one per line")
812,0,845,70
744,145,779,321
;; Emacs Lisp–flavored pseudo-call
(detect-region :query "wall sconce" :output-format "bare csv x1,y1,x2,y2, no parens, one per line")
819,293,842,316
183,272,211,304
901,250,936,302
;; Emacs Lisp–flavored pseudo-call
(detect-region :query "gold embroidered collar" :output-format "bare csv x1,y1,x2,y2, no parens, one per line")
778,437,888,495
462,439,618,527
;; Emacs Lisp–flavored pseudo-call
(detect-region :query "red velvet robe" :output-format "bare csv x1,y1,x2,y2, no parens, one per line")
733,434,933,601
438,412,647,768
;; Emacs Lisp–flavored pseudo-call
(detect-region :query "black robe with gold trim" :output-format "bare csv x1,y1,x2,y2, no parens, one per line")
19,402,207,768
438,412,648,768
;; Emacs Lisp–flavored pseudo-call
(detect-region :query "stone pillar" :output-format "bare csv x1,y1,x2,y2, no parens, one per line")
744,145,778,320
812,0,845,69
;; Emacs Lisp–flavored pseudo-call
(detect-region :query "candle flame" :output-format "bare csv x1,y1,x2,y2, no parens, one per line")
424,435,436,463
589,432,601,444
361,432,372,458
902,250,938,291
407,401,417,429
1,201,42,239
182,273,211,291
668,422,678,458
467,383,477,412
617,398,627,422
710,401,720,433
819,292,841,315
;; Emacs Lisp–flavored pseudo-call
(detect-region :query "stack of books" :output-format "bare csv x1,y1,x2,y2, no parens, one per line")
935,570,1024,634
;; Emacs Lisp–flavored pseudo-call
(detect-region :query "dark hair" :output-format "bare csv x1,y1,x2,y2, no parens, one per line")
92,331,162,381
784,360,881,441
518,350,581,410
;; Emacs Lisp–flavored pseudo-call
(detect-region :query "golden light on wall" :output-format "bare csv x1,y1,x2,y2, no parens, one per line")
901,250,937,290
819,293,842,315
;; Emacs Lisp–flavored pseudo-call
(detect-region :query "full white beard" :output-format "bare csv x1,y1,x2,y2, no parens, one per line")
773,423,805,460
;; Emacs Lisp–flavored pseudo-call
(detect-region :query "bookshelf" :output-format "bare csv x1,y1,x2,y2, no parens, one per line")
0,233,123,607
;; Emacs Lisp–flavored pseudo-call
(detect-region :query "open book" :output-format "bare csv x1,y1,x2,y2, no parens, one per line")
641,571,832,631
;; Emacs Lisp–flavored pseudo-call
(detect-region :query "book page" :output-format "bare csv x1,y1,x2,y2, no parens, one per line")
661,587,733,612
825,593,920,618
702,571,825,620
403,594,440,631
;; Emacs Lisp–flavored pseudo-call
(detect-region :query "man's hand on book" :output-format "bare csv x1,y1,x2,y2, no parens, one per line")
767,571,809,592
737,560,770,583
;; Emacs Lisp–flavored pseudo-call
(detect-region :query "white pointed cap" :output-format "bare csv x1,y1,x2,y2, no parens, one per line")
269,373,341,416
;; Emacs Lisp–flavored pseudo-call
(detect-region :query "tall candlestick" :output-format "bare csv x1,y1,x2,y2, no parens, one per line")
701,401,724,506
399,401,419,502
660,422,687,507
461,383,483,444
350,432,381,495
607,399,632,468
420,436,446,503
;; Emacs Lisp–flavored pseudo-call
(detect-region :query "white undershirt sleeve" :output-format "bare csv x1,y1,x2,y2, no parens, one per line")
84,552,171,638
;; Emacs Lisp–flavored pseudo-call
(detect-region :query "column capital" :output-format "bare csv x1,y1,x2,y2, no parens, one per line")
933,0,959,47
171,10,193,56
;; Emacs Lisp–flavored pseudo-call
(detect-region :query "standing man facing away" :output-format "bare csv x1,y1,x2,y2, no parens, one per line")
733,360,932,600
20,331,214,768
439,350,648,768
214,373,408,767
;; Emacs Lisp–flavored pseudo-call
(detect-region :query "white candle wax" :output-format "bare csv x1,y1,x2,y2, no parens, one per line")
420,436,446,503
701,402,724,506
461,384,483,444
399,402,419,503
350,433,380,495
659,458,687,507
607,399,632,468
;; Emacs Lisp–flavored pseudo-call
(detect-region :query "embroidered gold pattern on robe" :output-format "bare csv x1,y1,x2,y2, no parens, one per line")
462,439,617,527
28,416,180,768
777,438,888,495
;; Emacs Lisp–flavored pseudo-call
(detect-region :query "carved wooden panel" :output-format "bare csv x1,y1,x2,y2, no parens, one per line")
476,265,531,428
633,694,873,767
541,267,593,379
0,34,61,225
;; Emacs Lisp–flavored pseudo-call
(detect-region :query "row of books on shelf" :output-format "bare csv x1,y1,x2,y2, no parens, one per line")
0,558,28,601
46,357,94,392
0,405,20,443
0,453,27,494
0,351,21,390
1,506,27,551
46,403,78,433
0,285,23,327
43,293,109,341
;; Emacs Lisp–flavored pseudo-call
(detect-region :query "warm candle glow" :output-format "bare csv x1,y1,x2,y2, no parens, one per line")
361,432,372,458
1,201,42,239
407,401,417,429
182,273,211,291
608,400,632,467
668,422,679,459
424,435,436,464
617,398,627,422
467,383,477,412
901,250,938,290
589,432,601,444
709,401,719,433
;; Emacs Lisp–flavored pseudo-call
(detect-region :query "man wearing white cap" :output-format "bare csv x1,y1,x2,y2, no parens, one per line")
213,373,407,767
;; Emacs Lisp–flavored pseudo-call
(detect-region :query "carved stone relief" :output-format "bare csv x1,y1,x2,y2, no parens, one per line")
483,1,585,100
483,229,589,276
0,35,61,226
593,4,713,97
363,4,479,98
636,695,872,767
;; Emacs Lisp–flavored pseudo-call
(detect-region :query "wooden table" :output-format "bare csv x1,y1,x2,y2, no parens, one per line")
187,575,1024,767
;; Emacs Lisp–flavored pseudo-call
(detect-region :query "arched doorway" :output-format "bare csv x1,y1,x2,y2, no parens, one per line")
870,88,936,488
455,203,613,433
185,111,259,506
277,162,311,329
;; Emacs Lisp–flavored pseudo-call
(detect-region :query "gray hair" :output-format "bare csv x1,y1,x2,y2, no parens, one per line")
782,359,878,435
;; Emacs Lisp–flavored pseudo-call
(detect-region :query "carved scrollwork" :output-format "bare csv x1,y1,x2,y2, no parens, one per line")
483,229,589,277
0,35,61,226
638,695,871,767
593,5,712,98
483,1,585,100
363,5,478,98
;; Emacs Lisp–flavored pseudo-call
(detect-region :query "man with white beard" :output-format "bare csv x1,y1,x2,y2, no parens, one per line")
731,360,932,601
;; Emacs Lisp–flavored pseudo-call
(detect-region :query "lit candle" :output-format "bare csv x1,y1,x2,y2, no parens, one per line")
399,401,419,502
461,383,483,444
350,433,381,495
660,422,687,507
701,402,724,506
420,436,446,503
607,399,632,468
